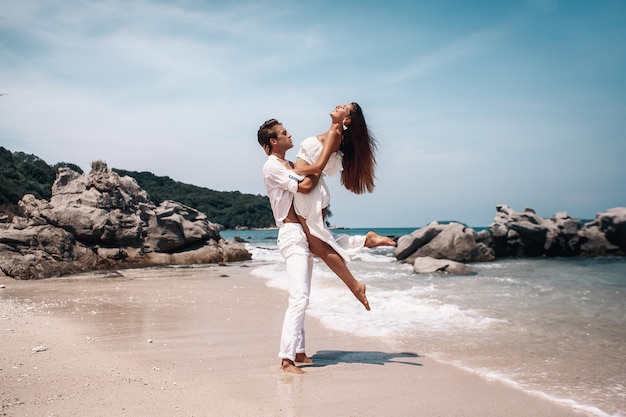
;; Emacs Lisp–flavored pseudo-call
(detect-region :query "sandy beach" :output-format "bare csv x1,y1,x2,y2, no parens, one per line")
1,264,592,417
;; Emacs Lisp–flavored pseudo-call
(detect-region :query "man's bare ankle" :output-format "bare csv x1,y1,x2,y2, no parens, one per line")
281,358,306,374
295,353,313,364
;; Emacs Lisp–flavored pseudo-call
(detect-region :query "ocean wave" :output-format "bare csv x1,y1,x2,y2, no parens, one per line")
251,263,502,341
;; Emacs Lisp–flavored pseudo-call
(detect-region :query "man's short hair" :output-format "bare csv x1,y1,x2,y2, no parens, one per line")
257,118,281,155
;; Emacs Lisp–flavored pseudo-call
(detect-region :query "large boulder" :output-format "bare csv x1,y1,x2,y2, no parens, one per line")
395,221,494,264
544,212,583,256
144,200,221,252
0,223,112,280
394,224,442,260
490,205,549,257
0,161,251,279
579,207,626,256
596,207,626,252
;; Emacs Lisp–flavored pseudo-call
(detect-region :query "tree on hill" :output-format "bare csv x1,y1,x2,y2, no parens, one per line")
0,146,82,216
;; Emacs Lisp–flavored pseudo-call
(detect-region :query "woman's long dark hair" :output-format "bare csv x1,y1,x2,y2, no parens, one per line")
339,102,378,194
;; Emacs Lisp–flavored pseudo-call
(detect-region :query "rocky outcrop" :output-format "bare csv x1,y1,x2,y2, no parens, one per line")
490,205,625,257
396,205,626,274
395,221,495,267
578,207,626,256
0,162,251,280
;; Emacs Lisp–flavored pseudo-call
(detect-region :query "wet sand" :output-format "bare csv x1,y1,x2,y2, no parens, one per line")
0,264,591,417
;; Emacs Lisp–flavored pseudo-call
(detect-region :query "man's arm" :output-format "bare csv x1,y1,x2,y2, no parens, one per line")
293,123,342,176
297,174,320,194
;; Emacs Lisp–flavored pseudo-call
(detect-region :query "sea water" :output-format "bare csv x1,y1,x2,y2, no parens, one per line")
221,228,626,417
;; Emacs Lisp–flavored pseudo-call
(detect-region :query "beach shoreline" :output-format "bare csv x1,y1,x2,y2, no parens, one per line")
1,264,592,417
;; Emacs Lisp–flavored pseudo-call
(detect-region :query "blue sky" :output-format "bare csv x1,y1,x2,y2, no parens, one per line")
1,0,624,228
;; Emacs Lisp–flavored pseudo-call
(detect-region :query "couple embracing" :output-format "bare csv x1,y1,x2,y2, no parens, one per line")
257,102,395,374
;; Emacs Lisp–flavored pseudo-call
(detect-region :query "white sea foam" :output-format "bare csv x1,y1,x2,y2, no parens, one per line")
440,359,621,417
245,243,283,263
352,248,397,263
251,259,502,341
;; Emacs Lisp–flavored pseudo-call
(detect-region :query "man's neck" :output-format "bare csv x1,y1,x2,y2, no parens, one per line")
270,151,287,161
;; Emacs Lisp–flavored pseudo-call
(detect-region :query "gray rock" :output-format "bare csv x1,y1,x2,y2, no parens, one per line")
489,205,625,257
596,207,626,251
395,222,494,264
144,200,221,252
413,256,471,275
396,205,625,272
544,212,582,256
579,207,626,256
394,222,442,260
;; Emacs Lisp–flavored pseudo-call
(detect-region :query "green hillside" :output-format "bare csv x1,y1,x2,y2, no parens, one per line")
0,146,82,214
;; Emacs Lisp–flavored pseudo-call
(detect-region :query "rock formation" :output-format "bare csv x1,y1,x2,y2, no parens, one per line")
395,221,495,266
396,205,626,275
0,162,251,279
490,205,625,257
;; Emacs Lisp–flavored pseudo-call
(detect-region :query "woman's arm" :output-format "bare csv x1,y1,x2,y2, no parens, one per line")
293,123,342,176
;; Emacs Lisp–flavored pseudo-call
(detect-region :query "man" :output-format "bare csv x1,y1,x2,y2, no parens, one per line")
258,118,319,374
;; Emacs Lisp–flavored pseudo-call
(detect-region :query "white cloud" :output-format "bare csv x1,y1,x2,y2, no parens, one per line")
382,28,505,86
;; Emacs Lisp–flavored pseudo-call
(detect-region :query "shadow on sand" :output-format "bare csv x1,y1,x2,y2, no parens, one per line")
306,350,423,368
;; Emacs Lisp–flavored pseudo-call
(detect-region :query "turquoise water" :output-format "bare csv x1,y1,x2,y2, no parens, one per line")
220,227,418,244
221,228,626,417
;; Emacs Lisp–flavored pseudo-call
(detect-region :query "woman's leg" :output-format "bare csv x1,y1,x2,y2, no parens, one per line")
298,215,370,311
365,231,396,247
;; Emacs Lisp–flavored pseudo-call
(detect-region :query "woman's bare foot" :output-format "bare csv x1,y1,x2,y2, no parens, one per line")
365,231,396,248
353,282,370,311
281,359,305,374
295,353,314,364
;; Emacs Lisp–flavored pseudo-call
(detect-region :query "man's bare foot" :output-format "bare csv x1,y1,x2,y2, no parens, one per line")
295,353,314,364
353,282,370,311
365,231,396,248
281,359,305,374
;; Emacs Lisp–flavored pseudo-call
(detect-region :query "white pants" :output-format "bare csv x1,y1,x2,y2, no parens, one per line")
277,223,313,361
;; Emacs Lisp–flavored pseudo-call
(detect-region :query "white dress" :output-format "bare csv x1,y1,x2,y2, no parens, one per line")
293,136,365,263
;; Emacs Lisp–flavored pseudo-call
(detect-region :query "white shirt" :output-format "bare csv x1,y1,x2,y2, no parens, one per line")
262,155,304,228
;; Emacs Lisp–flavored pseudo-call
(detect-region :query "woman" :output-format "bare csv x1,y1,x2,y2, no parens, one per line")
292,102,394,310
